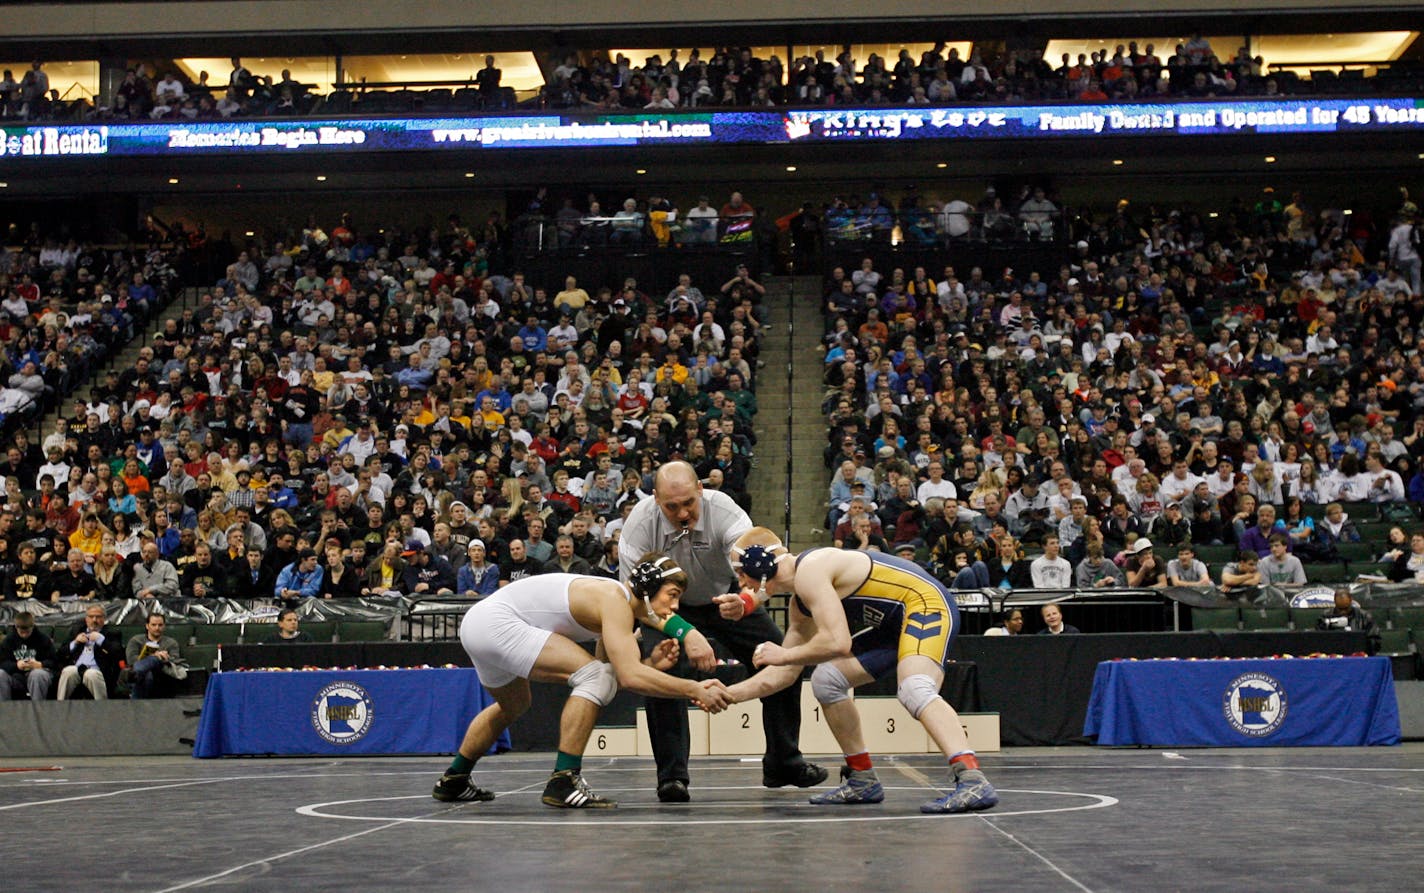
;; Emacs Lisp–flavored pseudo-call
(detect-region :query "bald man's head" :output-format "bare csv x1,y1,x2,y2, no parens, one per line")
655,460,698,491
654,461,702,530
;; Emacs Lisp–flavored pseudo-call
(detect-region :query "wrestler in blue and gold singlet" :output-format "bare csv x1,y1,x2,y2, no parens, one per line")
795,548,960,678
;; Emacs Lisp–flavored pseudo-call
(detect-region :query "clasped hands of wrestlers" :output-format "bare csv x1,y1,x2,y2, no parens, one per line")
646,636,733,713
646,589,794,713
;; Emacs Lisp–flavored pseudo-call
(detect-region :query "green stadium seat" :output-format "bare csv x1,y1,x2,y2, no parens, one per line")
1241,607,1291,631
1196,545,1239,565
1377,628,1413,655
302,620,337,643
1292,607,1327,630
1194,606,1241,631
116,625,146,648
184,643,221,670
1355,523,1396,544
1392,607,1424,630
336,620,389,642
193,623,244,645
1337,502,1376,518
1334,543,1375,563
1307,564,1355,584
166,623,195,646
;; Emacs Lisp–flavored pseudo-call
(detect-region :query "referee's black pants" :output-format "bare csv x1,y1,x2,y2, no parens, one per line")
641,602,807,786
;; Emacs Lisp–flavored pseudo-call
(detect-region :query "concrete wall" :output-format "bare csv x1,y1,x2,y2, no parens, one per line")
0,697,203,757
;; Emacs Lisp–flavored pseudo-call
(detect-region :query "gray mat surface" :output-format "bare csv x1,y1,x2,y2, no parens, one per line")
2,746,1419,892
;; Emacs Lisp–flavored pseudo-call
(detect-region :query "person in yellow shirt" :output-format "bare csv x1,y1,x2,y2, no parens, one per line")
448,398,474,432
478,395,506,429
554,275,590,316
207,454,239,493
364,541,407,596
593,355,623,389
322,415,355,451
466,357,494,394
68,511,107,561
1191,361,1220,394
648,195,676,247
311,356,337,394
655,354,688,386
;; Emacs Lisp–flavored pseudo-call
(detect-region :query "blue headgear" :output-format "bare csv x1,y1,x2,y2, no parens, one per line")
731,543,783,584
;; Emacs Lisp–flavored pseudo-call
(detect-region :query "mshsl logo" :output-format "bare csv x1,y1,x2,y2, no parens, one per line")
1222,672,1288,737
311,681,374,744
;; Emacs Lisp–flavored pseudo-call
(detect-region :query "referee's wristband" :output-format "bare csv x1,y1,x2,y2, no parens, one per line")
738,591,758,617
662,614,695,641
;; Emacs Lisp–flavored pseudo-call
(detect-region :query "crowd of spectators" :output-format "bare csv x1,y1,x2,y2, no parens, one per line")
0,194,769,638
3,174,1423,687
1,58,327,123
0,225,180,437
545,37,1296,109
820,183,1424,600
6,37,1422,123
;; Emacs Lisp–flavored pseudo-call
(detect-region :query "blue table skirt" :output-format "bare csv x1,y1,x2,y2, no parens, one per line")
194,668,512,757
1084,657,1401,747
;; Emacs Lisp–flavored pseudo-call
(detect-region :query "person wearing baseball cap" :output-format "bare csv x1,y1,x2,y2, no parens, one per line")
894,541,920,559
1124,537,1165,587
457,538,498,599
401,538,456,596
1151,502,1191,549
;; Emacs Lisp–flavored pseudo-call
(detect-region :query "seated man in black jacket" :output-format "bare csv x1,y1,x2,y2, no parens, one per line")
180,543,225,598
263,608,314,643
0,612,57,700
49,548,98,602
57,603,124,700
1315,590,1381,654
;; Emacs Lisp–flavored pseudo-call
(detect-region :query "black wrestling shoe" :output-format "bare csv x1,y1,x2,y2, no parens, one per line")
431,772,495,802
657,779,691,803
542,769,617,809
763,761,829,789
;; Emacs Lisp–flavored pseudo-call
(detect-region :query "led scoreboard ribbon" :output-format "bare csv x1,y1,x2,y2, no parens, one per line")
3,97,1422,160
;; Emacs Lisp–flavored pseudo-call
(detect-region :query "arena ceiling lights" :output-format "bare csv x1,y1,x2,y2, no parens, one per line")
173,53,545,92
0,59,98,102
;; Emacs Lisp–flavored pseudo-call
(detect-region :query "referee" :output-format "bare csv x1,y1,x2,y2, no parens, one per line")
619,461,826,802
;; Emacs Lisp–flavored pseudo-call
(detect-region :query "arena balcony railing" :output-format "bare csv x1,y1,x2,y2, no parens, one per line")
823,208,1068,250
503,211,769,302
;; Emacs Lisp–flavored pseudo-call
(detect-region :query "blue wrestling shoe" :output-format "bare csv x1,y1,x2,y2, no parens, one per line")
809,769,884,805
920,770,998,814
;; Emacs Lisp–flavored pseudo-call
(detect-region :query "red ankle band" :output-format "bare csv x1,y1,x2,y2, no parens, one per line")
845,752,873,772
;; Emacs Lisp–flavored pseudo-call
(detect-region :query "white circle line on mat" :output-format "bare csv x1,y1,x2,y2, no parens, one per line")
296,788,1118,825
